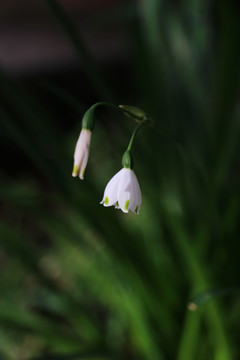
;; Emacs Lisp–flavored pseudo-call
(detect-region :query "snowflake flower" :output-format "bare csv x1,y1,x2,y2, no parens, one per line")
101,168,142,214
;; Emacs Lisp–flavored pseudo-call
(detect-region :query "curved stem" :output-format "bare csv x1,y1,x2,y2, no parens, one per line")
127,123,145,151
90,102,145,121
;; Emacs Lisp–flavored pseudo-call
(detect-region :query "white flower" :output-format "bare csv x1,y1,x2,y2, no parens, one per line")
101,168,142,214
72,129,91,179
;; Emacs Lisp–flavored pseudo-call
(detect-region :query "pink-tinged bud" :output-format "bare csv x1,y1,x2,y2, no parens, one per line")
72,129,92,180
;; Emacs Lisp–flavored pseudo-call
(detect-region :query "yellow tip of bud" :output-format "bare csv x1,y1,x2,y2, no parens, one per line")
72,165,79,177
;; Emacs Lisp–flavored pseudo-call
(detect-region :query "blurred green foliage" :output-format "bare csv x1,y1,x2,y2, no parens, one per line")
1,0,240,359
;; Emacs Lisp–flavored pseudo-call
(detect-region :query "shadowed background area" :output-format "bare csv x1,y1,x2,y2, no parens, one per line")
1,1,240,359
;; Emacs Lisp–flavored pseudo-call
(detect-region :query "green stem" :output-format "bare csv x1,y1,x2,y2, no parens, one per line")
127,123,145,151
177,310,201,360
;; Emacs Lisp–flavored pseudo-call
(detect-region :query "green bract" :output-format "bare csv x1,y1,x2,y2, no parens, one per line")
119,105,150,123
122,150,133,169
82,107,95,131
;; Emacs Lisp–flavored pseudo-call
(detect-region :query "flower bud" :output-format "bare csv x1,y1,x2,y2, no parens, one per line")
119,105,149,123
72,129,92,179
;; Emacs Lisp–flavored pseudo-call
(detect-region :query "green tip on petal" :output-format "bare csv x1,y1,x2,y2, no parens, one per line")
124,200,129,211
135,205,139,213
104,197,109,205
80,167,86,180
72,165,79,177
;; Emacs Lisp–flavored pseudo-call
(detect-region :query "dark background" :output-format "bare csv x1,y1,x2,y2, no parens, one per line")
1,1,240,359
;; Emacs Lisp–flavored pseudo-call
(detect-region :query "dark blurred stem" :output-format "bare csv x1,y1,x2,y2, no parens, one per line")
38,79,85,116
138,0,175,122
209,1,240,194
44,0,115,101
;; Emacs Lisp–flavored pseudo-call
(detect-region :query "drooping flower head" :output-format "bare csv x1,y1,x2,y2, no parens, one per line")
101,151,142,214
72,108,95,180
100,168,142,214
72,129,91,179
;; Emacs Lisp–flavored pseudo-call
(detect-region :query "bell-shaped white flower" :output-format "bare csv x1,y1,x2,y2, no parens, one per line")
100,168,142,214
72,129,91,180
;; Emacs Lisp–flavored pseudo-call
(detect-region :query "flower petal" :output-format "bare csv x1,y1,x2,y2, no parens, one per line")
130,171,142,213
101,168,142,214
72,129,91,178
79,144,90,180
118,190,130,213
100,169,123,206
